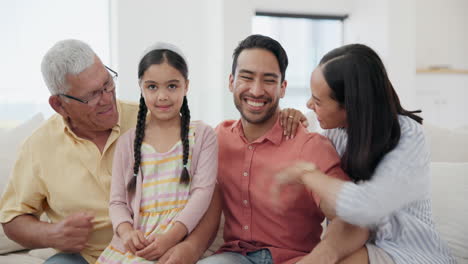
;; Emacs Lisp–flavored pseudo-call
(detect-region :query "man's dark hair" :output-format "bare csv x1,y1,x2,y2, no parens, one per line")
232,34,288,82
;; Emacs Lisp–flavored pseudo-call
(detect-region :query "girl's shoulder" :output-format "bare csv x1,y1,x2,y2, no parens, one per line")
117,127,137,147
190,120,215,136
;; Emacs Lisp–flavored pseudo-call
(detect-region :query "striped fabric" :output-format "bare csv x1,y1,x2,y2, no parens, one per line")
97,125,195,264
325,116,456,264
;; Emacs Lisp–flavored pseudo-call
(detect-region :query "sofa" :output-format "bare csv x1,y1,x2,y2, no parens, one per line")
0,113,467,263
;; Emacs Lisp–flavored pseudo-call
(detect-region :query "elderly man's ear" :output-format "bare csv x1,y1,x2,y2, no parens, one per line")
49,96,68,117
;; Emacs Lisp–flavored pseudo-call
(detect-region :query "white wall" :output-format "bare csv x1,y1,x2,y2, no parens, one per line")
414,0,468,128
415,0,468,70
345,0,416,108
113,0,468,128
253,0,352,15
0,0,110,126
112,0,352,126
112,0,230,126
345,0,468,128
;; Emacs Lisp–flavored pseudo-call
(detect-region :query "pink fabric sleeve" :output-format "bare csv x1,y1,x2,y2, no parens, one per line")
173,123,218,233
109,131,134,235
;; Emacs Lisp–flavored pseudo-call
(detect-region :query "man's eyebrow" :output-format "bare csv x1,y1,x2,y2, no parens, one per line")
238,69,255,75
263,73,279,79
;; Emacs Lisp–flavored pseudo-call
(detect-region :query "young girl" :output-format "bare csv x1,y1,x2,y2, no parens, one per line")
274,44,455,263
97,43,218,263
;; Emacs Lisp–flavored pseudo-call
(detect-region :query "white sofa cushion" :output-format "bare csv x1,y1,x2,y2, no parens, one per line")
0,227,24,255
0,253,44,264
431,162,468,262
424,123,468,162
0,113,44,192
0,113,44,255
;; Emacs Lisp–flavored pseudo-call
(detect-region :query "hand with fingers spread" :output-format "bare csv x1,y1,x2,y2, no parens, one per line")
49,211,94,253
279,108,309,140
271,162,318,204
117,222,149,255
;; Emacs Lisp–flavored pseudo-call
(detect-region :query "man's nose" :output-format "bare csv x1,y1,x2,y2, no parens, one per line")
250,79,265,97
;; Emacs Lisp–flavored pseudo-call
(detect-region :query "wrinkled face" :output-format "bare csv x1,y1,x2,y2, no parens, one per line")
61,57,119,132
307,67,347,129
140,62,188,122
230,48,286,124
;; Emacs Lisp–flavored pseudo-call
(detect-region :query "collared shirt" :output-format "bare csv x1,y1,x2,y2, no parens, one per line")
216,117,348,264
0,100,138,263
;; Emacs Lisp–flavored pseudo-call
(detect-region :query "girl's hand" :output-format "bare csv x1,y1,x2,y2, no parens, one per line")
136,233,177,261
271,162,318,203
120,228,149,254
279,108,309,139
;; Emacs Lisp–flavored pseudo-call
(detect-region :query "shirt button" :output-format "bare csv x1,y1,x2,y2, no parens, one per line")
244,225,249,230
248,145,253,150
243,172,248,177
243,200,248,205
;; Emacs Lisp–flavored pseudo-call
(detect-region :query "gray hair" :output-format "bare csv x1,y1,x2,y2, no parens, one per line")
41,39,96,95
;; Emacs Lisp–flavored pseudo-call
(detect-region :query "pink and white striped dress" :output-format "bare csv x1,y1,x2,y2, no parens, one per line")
97,125,195,264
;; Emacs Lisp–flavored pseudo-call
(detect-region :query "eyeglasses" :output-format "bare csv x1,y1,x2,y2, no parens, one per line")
59,66,118,106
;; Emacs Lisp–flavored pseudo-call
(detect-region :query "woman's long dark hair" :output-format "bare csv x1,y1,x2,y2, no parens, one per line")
320,44,422,182
127,49,191,192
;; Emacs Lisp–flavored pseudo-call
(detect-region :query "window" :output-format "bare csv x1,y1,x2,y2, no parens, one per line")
0,0,111,128
252,12,346,114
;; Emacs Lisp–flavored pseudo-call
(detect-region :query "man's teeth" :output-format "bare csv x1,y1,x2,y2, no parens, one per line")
247,100,264,107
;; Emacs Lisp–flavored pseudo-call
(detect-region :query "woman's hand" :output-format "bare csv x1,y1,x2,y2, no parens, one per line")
272,162,318,202
279,108,309,139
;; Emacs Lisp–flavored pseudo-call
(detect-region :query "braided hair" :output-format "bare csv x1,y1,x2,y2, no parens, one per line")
127,48,191,191
127,95,148,191
179,95,191,184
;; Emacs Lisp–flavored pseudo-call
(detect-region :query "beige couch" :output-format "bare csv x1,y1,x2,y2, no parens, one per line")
0,114,467,263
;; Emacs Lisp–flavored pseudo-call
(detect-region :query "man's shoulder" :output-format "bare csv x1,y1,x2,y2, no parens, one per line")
118,100,139,111
294,126,332,147
118,100,139,117
191,120,215,137
293,128,340,161
22,114,64,147
117,100,139,131
215,119,237,134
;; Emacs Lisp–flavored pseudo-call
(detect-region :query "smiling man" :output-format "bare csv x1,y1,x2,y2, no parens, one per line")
158,35,369,264
0,39,138,264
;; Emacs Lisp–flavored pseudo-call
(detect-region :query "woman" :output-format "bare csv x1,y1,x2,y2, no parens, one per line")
274,44,455,264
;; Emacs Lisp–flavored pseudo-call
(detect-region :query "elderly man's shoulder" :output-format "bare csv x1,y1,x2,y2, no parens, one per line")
22,114,66,146
117,100,139,124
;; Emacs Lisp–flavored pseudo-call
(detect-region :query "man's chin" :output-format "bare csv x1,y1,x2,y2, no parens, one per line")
240,112,271,125
97,116,118,130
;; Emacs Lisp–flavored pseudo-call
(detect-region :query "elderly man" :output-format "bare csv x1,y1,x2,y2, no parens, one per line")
0,39,138,263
